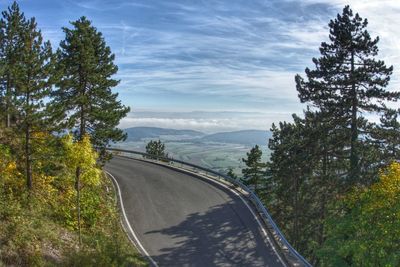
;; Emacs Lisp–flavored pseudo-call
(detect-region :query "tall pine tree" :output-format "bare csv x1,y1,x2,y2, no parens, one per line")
295,6,398,184
0,2,53,190
18,16,53,190
52,18,129,238
267,110,348,264
0,2,27,128
52,17,129,159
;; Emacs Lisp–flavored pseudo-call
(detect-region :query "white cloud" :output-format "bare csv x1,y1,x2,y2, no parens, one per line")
119,111,295,133
283,0,400,89
33,0,399,132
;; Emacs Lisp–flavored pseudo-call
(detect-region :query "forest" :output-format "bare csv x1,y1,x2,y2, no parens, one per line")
239,6,400,266
0,2,146,266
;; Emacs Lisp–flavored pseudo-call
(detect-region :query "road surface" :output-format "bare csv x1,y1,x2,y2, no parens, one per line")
105,156,286,267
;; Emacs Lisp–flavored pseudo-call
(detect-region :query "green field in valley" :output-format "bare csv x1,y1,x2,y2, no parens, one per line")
114,140,270,177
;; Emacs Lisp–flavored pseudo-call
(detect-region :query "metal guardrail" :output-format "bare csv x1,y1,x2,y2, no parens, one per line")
106,147,312,267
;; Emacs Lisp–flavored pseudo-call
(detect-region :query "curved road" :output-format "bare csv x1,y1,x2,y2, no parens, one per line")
105,156,286,267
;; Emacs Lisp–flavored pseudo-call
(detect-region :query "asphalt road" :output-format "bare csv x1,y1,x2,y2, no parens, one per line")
105,156,286,267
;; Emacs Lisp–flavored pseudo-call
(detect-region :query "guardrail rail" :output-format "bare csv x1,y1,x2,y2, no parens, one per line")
106,147,312,267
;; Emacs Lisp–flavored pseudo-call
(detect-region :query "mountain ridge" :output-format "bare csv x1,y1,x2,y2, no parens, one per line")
123,127,271,145
124,127,205,141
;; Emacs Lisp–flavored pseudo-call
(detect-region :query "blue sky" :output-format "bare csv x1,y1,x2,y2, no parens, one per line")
4,0,400,132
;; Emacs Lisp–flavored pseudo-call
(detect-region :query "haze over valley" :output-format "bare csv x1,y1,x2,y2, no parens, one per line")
114,127,272,175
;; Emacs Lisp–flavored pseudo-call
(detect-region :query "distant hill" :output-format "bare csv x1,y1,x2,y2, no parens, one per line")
124,127,205,141
123,127,272,145
200,130,272,145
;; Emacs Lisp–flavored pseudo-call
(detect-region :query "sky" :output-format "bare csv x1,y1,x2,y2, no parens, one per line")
3,0,400,133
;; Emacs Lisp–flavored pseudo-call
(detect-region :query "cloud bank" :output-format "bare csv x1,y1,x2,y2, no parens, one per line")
15,0,400,131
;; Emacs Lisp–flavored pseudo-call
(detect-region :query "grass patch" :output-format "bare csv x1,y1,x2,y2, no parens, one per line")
0,172,148,267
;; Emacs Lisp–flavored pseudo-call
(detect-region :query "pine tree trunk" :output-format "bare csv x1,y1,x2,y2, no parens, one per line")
254,175,258,194
25,88,32,190
76,71,85,246
78,62,86,141
318,142,328,245
80,105,85,141
350,50,359,183
25,124,32,190
6,76,11,128
75,166,82,246
293,175,299,248
7,114,10,128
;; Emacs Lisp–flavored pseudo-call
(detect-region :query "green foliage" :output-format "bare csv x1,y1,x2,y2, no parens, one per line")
145,139,168,160
267,112,334,257
0,1,26,127
226,168,238,180
241,145,266,196
0,140,146,266
63,173,148,267
65,176,145,266
295,5,398,184
319,162,400,266
0,3,142,266
372,108,400,165
0,1,54,189
52,16,129,161
54,134,101,230
267,6,400,265
63,134,101,187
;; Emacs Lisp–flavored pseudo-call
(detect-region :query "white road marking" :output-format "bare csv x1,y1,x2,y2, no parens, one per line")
108,156,288,267
105,171,159,267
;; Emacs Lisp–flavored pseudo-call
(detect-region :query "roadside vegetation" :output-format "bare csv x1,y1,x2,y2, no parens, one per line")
0,2,145,266
0,135,146,266
239,6,400,266
145,139,168,160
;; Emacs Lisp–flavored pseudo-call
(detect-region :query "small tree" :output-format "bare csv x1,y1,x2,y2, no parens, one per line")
226,168,238,180
63,134,101,246
241,145,266,195
145,140,167,160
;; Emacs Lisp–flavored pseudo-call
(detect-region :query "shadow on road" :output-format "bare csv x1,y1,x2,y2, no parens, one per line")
145,202,283,267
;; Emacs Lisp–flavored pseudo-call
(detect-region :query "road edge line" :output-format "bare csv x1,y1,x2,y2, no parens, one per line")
105,170,159,267
126,157,288,267
188,170,288,267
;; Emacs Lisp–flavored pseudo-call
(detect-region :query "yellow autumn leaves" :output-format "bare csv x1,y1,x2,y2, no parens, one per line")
0,134,101,229
320,162,400,266
374,162,400,201
63,134,101,188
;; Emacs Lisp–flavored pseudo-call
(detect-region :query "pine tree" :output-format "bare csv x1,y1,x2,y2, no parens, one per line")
295,5,398,184
145,139,167,160
226,168,238,180
241,145,266,196
268,115,317,255
0,2,53,190
373,108,400,164
52,17,129,160
0,2,27,128
267,110,348,264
